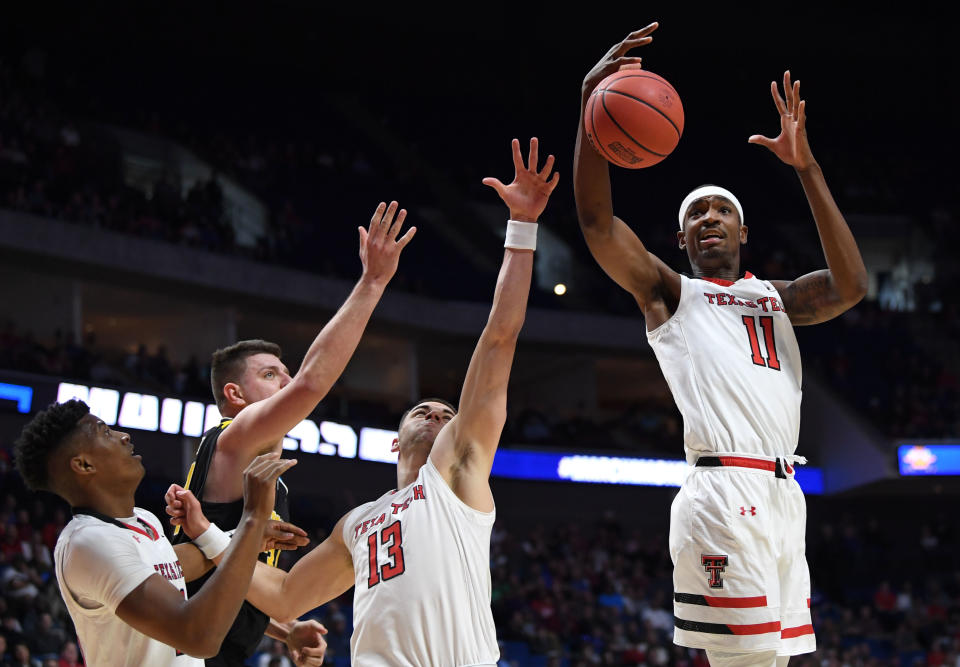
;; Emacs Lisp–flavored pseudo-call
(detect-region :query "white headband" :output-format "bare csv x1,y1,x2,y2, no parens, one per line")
678,186,744,230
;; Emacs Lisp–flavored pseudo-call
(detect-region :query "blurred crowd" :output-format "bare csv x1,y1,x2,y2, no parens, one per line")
2,451,959,666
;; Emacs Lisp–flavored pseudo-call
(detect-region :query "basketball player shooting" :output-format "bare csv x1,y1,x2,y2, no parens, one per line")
574,24,868,667
172,201,415,666
12,399,296,666
166,138,559,666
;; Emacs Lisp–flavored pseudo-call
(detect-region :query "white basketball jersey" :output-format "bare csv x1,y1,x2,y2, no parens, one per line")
54,508,202,667
647,273,802,462
344,458,498,667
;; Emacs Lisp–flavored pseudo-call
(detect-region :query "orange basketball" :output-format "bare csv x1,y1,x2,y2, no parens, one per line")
584,69,684,169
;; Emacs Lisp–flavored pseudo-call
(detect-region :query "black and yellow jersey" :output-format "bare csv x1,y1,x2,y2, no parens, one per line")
172,418,290,666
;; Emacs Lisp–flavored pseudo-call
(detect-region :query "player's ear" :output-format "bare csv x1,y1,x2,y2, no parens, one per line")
739,224,749,245
677,228,686,249
390,437,400,453
223,382,245,409
69,453,96,477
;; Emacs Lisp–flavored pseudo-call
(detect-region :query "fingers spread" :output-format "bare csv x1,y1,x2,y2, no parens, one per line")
510,138,523,176
387,208,407,240
770,80,787,115
481,177,507,198
546,171,560,192
747,134,775,148
538,154,555,179
396,226,417,249
369,202,386,233
375,201,398,240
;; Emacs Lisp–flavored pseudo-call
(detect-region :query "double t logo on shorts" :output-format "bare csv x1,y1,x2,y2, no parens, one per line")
701,554,729,588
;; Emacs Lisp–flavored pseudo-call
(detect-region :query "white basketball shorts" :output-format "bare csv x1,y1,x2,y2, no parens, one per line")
670,454,815,655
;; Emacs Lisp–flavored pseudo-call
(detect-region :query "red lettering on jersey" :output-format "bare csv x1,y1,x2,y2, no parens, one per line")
771,297,782,312
704,293,717,305
391,503,404,515
717,294,728,306
413,485,425,500
373,513,386,527
756,297,770,312
744,300,757,308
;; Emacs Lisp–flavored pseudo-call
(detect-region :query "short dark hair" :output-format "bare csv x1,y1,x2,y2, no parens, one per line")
399,397,457,430
14,400,90,491
210,339,283,409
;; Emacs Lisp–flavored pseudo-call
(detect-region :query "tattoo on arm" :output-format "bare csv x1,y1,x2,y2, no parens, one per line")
779,271,848,326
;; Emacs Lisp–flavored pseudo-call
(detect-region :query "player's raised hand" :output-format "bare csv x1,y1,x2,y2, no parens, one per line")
749,71,816,171
286,620,328,666
482,138,559,224
242,453,297,521
358,201,416,287
583,22,658,95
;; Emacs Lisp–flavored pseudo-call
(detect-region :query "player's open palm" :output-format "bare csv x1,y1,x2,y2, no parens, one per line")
749,71,815,170
359,201,416,287
242,453,297,521
482,138,559,223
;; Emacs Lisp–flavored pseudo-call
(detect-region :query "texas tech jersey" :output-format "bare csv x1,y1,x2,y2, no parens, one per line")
647,273,802,462
344,457,499,667
54,508,202,667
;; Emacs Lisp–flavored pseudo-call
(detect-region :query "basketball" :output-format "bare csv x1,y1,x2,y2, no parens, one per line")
584,69,684,169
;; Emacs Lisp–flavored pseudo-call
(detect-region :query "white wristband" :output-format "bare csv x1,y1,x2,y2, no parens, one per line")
504,220,538,251
194,523,231,560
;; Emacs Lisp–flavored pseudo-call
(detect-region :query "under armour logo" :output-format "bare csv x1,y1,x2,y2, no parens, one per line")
740,506,757,516
702,554,728,589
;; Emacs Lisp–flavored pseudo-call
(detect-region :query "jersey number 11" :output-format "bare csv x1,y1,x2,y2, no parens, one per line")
742,315,780,371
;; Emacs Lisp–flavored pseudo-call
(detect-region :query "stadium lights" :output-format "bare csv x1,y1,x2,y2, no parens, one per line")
0,379,825,492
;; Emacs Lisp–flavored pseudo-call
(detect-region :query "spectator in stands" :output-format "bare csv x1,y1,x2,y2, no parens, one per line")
55,641,80,667
255,640,291,667
9,642,38,667
27,613,62,660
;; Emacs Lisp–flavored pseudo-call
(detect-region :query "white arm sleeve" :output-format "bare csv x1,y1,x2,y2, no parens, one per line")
61,526,157,613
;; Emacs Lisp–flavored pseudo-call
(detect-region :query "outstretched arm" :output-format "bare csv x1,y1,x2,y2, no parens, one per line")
242,513,356,623
430,138,558,512
167,487,354,625
750,72,868,325
220,202,416,457
574,23,680,324
112,455,294,658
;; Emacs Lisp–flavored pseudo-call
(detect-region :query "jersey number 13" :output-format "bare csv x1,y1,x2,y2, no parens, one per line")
366,521,406,587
